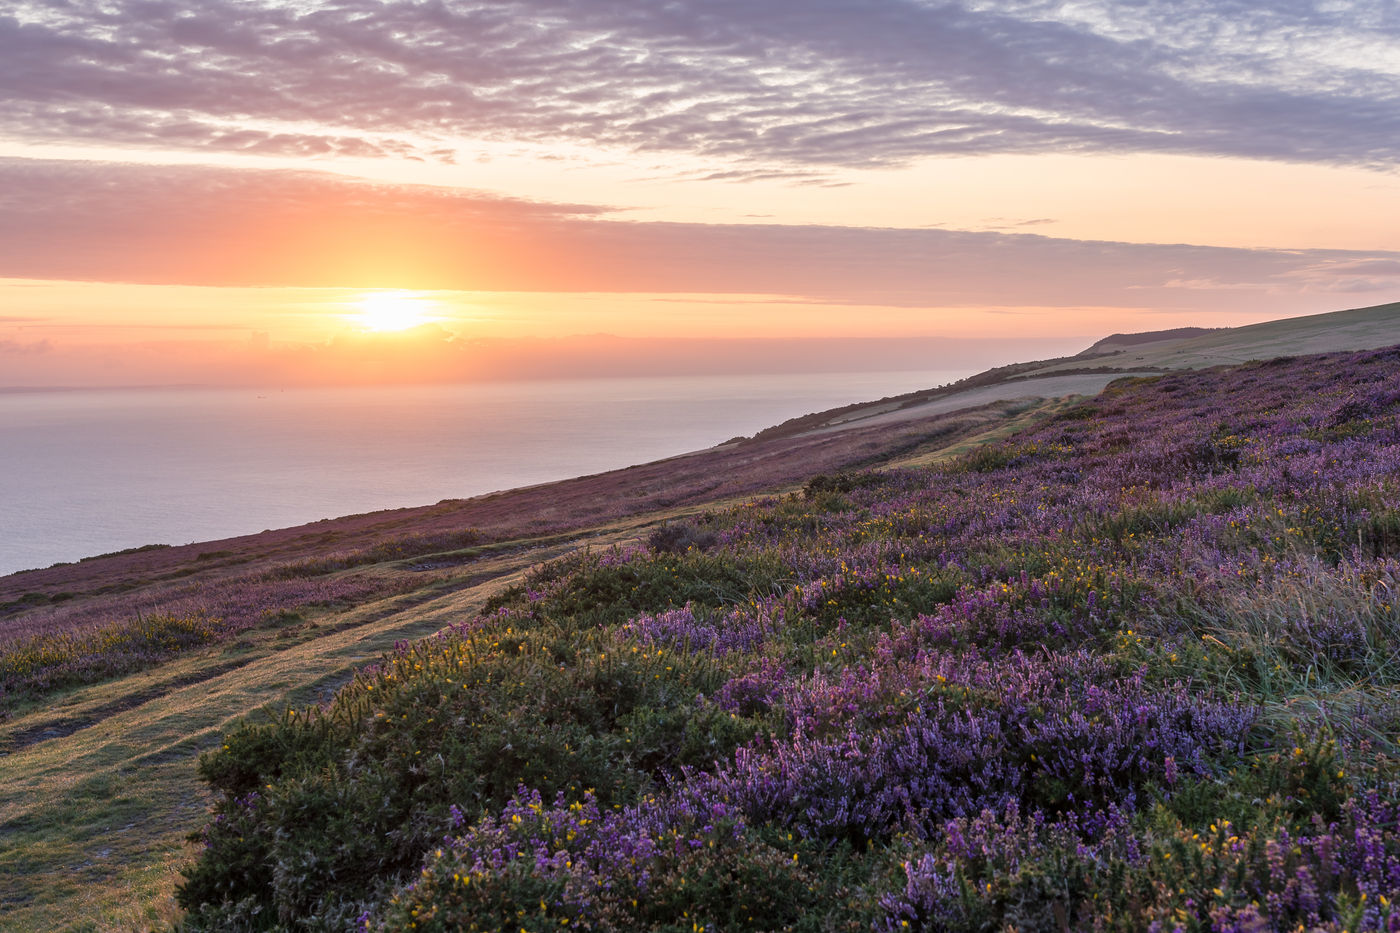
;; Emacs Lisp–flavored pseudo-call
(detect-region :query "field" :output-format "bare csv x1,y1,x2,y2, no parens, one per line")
168,344,1400,930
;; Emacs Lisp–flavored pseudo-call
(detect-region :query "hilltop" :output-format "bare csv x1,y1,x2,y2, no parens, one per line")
0,299,1398,930
746,299,1399,442
1078,326,1223,354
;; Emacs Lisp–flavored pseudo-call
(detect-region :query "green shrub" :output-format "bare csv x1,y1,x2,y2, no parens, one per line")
178,622,770,928
528,551,791,628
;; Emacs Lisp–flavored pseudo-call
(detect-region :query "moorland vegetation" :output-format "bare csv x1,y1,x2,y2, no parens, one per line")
173,345,1400,931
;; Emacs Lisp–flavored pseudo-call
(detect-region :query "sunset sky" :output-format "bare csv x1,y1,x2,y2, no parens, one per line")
3,0,1399,385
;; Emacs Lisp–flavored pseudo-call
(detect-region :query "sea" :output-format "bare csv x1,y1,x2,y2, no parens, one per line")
0,370,970,576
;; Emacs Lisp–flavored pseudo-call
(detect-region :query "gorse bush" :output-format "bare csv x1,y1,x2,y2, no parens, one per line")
647,519,720,555
179,620,779,926
497,548,794,628
0,612,220,704
262,528,487,579
0,571,419,707
179,345,1400,931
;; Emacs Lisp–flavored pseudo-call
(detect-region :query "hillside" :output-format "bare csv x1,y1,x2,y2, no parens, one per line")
173,343,1400,931
0,397,1044,929
0,301,1398,929
1078,326,1222,354
751,300,1399,437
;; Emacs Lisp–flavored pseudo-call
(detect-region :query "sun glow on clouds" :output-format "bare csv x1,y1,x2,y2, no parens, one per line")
352,291,435,332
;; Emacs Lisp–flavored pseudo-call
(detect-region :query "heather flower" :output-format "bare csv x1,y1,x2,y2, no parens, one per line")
177,345,1400,930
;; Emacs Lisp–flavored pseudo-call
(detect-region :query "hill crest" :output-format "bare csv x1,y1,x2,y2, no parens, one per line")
1079,326,1223,354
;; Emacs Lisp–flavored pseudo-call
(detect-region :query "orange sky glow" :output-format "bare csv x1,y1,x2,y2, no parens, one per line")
2,1,1398,386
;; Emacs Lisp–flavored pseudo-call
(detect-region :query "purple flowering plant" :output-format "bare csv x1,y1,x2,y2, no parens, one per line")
179,345,1400,931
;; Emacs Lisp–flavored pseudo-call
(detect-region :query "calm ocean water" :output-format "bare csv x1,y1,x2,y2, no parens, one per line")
0,370,968,576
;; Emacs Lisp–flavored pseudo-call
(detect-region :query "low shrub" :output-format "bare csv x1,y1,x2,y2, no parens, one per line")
647,520,719,554
177,345,1400,930
0,612,221,705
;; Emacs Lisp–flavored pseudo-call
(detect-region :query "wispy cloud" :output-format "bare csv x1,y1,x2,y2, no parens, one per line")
4,1,1399,170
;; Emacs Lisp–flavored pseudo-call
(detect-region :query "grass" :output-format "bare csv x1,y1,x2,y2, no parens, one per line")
887,396,1075,469
0,471,862,932
0,534,589,931
0,758,202,931
0,399,1030,930
1173,553,1400,756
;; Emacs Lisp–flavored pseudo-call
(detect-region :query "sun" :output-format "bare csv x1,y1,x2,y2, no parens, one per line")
353,291,433,332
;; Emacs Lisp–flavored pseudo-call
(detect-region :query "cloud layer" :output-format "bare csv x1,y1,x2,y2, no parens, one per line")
5,0,1400,169
3,159,1398,315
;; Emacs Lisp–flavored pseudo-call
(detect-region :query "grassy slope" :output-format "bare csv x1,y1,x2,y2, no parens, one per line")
1054,299,1400,372
0,403,1028,931
0,552,529,930
181,343,1400,931
7,506,750,929
763,300,1399,437
1,300,1395,929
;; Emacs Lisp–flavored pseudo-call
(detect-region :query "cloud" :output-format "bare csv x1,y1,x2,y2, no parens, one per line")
1320,259,1400,277
0,158,610,289
4,1,1399,170
0,337,52,355
1,158,1397,320
1284,256,1400,295
980,217,1059,231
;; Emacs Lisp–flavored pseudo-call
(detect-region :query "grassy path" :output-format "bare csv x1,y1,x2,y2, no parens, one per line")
0,545,556,931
